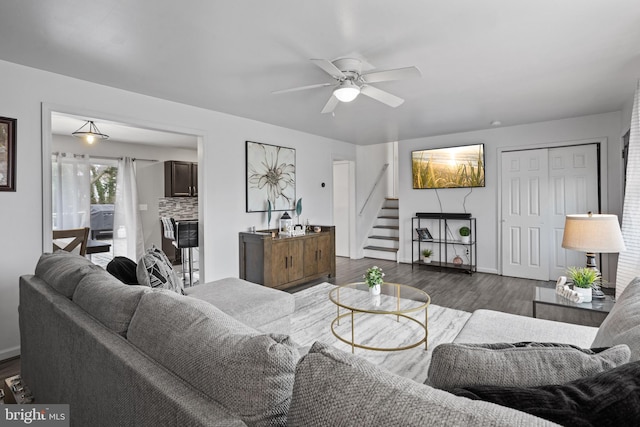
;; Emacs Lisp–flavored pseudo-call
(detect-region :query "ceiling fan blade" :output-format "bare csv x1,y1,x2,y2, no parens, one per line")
360,85,405,108
361,66,421,83
321,95,339,114
272,82,334,95
310,59,346,79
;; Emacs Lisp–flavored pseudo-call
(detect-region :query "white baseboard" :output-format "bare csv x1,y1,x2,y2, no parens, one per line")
0,345,20,362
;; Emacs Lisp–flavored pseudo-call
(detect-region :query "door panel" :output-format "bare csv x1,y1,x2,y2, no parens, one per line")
501,144,599,281
289,240,304,282
501,149,549,280
303,238,318,277
548,145,599,279
271,240,289,286
317,234,332,274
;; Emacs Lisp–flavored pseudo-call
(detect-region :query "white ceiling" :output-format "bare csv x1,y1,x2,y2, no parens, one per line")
2,1,640,145
51,113,198,148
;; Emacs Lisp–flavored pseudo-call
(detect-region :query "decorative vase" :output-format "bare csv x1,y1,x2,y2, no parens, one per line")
460,236,470,244
371,294,381,307
423,257,432,264
573,286,592,303
453,255,463,266
369,284,381,295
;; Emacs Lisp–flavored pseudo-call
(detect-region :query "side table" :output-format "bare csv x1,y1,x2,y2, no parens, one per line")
533,286,614,327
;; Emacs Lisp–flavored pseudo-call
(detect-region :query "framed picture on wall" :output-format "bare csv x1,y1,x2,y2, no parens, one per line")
415,228,433,241
0,116,17,192
246,140,296,212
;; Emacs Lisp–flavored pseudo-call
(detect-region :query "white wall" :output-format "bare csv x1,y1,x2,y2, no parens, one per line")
0,59,355,359
398,112,623,277
52,135,197,250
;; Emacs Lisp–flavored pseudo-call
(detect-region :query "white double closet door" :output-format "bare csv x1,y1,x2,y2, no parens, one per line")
501,144,599,280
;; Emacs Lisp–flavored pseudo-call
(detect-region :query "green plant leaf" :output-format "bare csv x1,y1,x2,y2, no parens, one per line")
296,198,302,217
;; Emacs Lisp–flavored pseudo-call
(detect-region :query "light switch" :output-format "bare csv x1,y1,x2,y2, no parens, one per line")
139,204,148,211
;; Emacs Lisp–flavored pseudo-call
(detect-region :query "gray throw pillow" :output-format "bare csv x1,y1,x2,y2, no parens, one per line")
592,277,640,361
287,342,555,426
127,291,299,427
427,342,630,390
136,247,184,294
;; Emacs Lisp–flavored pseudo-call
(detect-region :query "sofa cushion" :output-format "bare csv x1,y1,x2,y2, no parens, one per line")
287,341,556,427
127,291,299,427
452,360,640,427
428,342,630,390
454,309,598,347
73,269,151,337
592,277,640,361
35,251,103,298
136,247,183,294
185,277,295,334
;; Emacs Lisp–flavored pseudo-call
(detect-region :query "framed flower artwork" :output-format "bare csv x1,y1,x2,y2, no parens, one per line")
246,141,296,212
0,117,16,192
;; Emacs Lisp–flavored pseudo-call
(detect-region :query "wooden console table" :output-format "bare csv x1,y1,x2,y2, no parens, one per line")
239,226,335,290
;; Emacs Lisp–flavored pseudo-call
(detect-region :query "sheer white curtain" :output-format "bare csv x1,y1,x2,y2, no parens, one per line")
616,81,640,298
51,153,91,230
113,157,145,261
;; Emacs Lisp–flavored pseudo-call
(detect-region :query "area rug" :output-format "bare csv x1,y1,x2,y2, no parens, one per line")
290,282,471,383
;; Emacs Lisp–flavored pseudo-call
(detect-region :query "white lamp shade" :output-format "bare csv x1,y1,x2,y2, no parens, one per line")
561,214,626,253
333,81,360,102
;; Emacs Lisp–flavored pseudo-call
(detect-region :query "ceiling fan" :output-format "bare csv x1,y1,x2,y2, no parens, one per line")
272,58,421,114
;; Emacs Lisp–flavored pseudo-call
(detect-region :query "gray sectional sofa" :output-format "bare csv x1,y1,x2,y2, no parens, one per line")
19,251,640,426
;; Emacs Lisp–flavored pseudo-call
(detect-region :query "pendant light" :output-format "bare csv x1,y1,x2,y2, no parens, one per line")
72,120,109,144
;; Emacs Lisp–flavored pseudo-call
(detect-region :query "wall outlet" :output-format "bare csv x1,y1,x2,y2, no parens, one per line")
465,248,469,256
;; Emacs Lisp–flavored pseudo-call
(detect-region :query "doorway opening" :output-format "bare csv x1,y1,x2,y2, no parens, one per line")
43,106,203,281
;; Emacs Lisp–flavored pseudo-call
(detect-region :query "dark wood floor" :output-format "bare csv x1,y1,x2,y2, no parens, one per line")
289,256,554,317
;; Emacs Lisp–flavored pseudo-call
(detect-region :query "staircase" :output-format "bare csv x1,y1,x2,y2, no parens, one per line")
363,198,399,261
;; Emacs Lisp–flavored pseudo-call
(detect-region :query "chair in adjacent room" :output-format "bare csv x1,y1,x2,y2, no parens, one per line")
160,217,199,287
53,227,90,256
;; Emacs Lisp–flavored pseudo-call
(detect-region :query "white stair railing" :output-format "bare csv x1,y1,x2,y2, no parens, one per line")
359,163,389,216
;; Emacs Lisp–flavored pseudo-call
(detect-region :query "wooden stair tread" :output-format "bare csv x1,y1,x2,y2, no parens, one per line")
363,246,399,252
368,235,399,241
377,215,399,219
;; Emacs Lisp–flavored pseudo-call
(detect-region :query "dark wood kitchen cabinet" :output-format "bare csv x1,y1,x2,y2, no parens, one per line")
165,161,197,197
239,226,335,290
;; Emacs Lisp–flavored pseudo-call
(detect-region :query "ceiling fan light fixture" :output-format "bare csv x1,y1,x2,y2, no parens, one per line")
333,80,360,102
72,120,109,144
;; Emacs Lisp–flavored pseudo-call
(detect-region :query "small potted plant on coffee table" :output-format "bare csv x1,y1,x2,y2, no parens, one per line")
421,248,433,264
364,265,384,296
567,266,600,303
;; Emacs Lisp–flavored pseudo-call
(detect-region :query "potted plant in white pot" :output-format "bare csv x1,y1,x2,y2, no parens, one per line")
567,266,600,303
421,248,433,263
459,226,471,244
364,265,384,295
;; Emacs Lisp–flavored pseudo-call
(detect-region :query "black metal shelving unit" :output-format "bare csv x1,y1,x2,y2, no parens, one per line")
412,214,477,274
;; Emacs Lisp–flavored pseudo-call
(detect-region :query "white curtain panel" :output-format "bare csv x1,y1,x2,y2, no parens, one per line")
51,153,91,230
113,157,145,261
616,81,640,298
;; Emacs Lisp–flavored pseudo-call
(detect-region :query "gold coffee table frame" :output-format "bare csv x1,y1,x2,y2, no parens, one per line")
328,282,430,353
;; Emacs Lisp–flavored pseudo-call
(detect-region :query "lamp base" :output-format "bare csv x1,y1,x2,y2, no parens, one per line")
584,252,606,299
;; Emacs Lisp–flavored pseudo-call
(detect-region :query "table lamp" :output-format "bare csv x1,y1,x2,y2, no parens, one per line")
561,212,626,297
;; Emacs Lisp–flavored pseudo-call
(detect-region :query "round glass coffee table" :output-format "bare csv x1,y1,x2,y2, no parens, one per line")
328,282,430,353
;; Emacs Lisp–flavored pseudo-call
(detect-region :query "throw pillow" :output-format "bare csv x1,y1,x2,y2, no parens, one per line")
127,290,300,427
136,246,184,294
106,256,139,285
427,342,630,390
287,341,554,426
451,360,640,427
592,276,640,361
